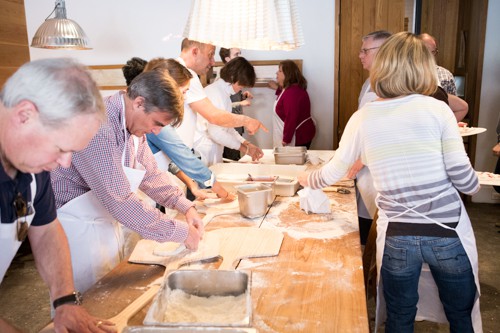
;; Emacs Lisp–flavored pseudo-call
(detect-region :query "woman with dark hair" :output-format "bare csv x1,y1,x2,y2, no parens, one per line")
122,57,147,86
194,57,263,166
272,60,316,148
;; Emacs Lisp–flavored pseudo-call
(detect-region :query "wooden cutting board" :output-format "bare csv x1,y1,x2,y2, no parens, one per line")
129,227,284,271
212,227,284,270
128,231,221,267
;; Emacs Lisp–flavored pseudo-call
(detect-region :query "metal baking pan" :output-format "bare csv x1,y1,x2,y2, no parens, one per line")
210,163,306,197
235,184,275,218
124,327,258,333
144,270,252,327
273,147,307,165
274,177,300,196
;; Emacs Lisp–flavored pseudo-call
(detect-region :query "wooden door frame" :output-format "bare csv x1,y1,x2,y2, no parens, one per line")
334,0,489,160
333,0,340,148
334,0,405,149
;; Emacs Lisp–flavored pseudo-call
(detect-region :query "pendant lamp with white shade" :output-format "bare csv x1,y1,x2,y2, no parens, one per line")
183,0,304,51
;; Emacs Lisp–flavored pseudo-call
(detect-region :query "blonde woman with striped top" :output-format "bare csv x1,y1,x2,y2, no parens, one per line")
299,32,481,332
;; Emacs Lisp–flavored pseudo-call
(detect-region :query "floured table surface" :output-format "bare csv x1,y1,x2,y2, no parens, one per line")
44,171,368,333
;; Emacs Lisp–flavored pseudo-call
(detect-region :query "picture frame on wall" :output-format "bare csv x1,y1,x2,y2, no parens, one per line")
201,60,303,87
88,65,127,90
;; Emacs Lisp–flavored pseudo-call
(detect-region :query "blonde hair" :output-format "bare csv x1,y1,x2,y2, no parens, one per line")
370,32,437,98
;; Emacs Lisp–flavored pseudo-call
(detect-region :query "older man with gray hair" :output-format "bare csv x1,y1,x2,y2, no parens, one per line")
353,30,392,245
0,58,114,332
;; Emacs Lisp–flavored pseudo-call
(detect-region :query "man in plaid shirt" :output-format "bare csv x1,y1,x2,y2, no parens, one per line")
51,70,203,292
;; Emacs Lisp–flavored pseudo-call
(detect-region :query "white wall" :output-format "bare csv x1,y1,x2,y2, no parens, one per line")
24,0,335,150
472,0,500,204
24,1,499,201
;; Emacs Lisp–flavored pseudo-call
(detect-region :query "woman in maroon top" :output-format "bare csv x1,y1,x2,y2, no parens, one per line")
272,60,316,148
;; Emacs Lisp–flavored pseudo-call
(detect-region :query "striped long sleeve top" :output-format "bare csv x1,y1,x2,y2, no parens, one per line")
308,94,479,227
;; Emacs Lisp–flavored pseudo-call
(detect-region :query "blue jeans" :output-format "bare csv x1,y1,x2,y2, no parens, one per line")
381,236,476,333
146,126,212,188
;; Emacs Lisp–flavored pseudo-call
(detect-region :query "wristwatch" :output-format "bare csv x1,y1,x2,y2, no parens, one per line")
53,291,83,309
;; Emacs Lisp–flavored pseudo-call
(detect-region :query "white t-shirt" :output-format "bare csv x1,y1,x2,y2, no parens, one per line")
358,78,377,109
194,79,244,166
175,57,206,148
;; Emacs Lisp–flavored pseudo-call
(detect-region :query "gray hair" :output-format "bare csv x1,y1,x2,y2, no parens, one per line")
362,30,392,42
0,58,105,128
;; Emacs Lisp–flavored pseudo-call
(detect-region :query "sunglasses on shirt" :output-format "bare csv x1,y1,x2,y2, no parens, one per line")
13,192,32,242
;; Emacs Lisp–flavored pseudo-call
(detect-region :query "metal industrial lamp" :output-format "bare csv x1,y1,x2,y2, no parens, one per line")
183,0,304,51
31,0,91,50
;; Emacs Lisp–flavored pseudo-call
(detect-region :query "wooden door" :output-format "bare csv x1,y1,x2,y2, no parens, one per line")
0,0,30,87
419,0,488,166
335,0,405,148
420,0,460,72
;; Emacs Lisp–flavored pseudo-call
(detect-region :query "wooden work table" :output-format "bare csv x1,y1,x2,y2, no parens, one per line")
42,154,369,332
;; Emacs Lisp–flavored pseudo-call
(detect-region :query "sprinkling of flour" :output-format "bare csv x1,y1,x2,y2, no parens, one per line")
320,258,344,271
162,289,247,324
253,314,319,333
288,322,307,330
252,315,280,333
266,200,291,216
261,217,357,240
290,270,324,277
93,290,111,303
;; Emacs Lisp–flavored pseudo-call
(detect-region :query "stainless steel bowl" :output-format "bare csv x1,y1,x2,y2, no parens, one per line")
273,146,307,165
144,270,252,327
235,184,275,218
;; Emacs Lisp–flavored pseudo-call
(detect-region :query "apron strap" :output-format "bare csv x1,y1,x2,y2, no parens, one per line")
295,117,312,131
0,174,37,283
380,191,456,230
119,94,140,168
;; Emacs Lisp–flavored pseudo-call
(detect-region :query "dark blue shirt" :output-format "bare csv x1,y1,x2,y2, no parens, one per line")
0,163,56,226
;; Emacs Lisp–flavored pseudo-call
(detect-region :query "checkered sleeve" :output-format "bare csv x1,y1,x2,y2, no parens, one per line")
63,94,190,243
136,134,195,213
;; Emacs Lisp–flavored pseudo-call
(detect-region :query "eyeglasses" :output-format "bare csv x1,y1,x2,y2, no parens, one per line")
359,46,380,55
13,192,32,242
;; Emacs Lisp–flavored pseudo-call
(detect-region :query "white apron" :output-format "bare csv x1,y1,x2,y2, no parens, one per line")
193,135,223,167
57,100,147,293
374,188,482,332
355,167,378,219
0,176,36,284
152,150,187,200
359,81,378,109
273,89,293,148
